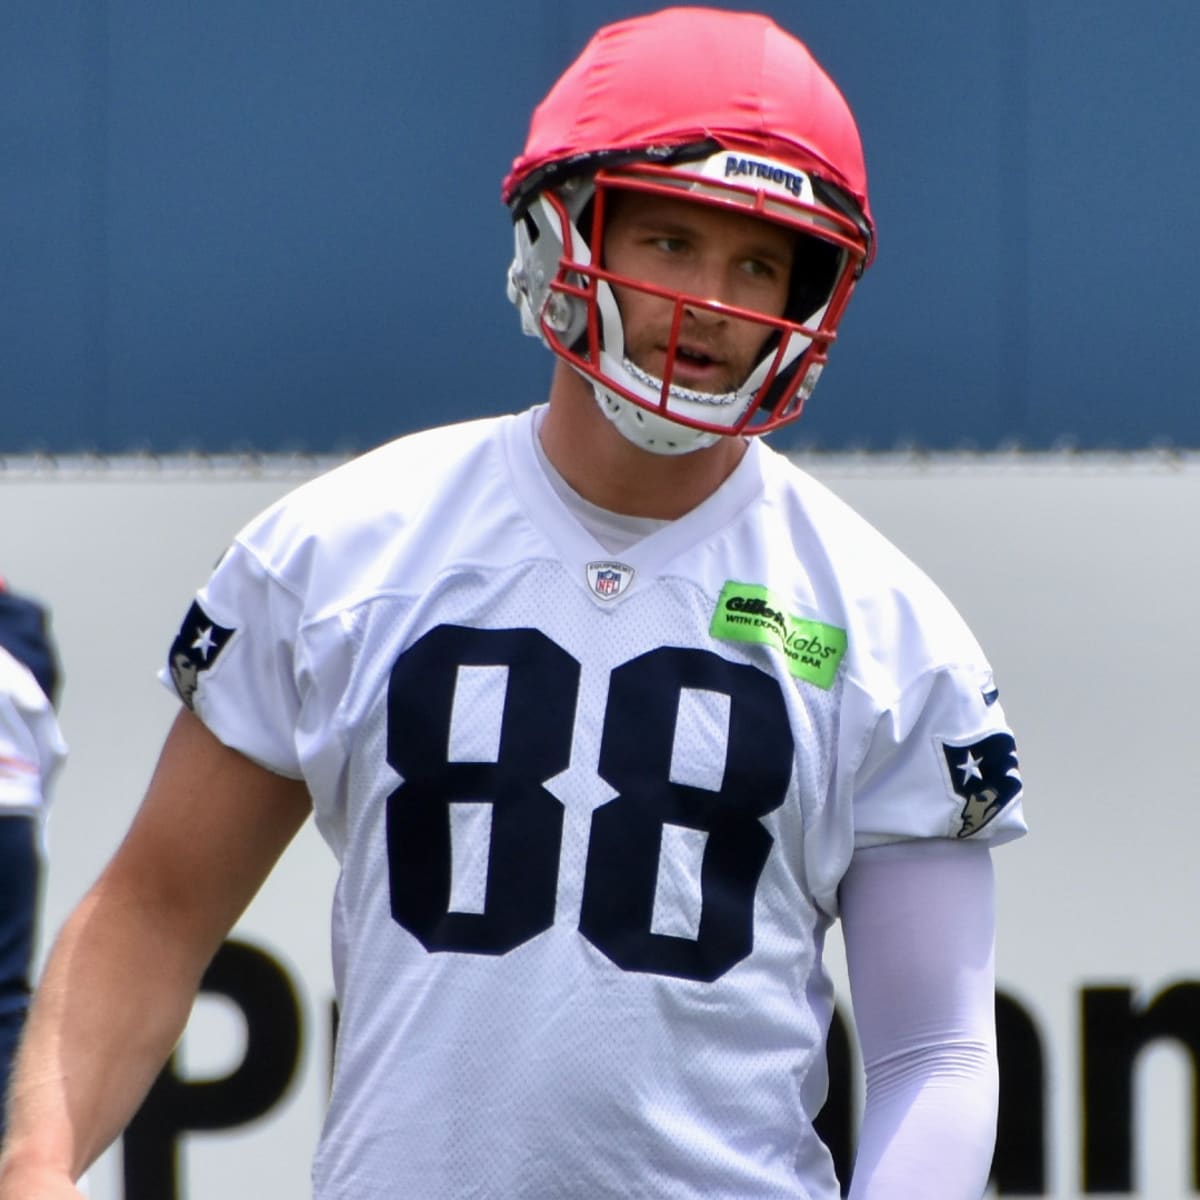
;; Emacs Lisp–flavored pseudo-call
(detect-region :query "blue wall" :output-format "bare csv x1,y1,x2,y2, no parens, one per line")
4,2,1198,454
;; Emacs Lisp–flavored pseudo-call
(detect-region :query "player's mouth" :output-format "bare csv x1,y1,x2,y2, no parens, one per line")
666,342,728,387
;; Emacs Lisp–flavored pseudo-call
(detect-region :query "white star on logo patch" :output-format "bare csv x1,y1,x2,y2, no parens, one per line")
957,751,984,785
191,625,218,660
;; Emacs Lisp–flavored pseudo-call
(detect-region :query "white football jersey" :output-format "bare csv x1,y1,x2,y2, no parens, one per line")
164,407,1025,1199
0,646,66,820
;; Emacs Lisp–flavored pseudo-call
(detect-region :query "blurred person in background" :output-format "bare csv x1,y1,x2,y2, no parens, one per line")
0,581,66,1147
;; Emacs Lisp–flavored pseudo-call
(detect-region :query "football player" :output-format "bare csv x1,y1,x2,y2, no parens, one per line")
0,9,1024,1198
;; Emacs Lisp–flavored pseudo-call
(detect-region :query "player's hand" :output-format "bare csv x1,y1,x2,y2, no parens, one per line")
0,1160,86,1200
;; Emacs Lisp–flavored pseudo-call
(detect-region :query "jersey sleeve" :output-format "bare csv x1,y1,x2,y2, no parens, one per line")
850,660,1027,848
159,535,307,779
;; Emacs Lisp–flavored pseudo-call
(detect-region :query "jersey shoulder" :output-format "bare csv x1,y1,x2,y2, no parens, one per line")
229,412,532,608
754,453,1025,851
252,413,511,542
756,448,992,691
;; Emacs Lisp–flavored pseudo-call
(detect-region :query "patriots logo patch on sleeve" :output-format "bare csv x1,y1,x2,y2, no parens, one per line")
941,732,1022,838
168,601,235,710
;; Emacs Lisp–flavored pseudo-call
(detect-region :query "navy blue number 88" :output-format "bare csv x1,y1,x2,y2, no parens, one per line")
386,625,793,982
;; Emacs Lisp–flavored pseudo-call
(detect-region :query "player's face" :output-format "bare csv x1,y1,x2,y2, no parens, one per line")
601,190,795,395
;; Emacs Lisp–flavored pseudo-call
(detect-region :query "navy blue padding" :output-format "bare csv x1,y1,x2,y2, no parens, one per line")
0,816,38,1016
0,815,39,1140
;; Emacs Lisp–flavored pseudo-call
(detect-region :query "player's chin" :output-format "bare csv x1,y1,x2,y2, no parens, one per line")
688,369,745,397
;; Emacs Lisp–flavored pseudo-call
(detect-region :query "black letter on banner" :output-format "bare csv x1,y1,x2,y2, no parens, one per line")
1082,981,1200,1193
122,939,302,1200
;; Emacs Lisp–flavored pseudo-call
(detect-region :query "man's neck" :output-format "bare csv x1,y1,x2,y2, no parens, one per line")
538,363,748,521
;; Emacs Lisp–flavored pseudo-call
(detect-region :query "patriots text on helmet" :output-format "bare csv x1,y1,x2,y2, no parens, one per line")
722,156,808,198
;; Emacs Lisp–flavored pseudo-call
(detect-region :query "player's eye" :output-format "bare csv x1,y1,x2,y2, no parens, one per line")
651,235,689,255
741,257,781,281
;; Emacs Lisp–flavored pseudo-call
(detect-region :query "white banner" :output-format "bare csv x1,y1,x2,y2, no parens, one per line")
3,451,1197,1199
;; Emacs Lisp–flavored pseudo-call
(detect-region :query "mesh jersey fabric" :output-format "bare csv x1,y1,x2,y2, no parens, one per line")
162,407,1025,1198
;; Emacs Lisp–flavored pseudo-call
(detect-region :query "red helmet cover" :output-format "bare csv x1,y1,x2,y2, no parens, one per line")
502,6,872,241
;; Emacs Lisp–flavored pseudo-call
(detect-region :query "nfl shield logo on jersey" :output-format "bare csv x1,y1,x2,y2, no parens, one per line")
586,560,634,600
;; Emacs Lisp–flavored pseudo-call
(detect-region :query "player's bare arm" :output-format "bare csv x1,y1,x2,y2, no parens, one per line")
0,707,310,1196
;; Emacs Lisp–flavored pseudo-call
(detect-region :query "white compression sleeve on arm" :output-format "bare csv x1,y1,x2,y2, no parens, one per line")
840,839,998,1199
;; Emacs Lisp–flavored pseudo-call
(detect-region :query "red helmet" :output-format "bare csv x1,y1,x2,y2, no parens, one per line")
503,7,875,454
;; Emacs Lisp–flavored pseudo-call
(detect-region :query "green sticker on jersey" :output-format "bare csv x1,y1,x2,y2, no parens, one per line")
709,582,847,689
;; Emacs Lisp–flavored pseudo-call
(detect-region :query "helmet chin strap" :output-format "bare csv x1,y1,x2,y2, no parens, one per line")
622,357,744,410
591,358,739,456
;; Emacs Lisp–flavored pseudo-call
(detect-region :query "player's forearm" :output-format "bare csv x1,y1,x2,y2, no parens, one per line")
0,881,207,1191
0,711,310,1195
847,1041,998,1198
